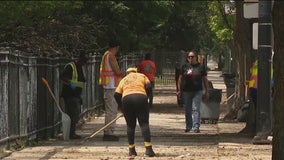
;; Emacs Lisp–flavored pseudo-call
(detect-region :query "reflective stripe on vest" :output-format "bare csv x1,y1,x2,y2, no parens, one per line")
66,62,84,88
249,61,258,88
99,51,120,86
248,76,257,88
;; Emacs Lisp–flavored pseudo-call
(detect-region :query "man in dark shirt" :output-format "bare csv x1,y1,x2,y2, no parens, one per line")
60,53,87,139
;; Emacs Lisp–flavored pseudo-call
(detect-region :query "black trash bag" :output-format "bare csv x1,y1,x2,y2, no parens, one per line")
222,73,235,88
237,101,250,122
207,89,222,103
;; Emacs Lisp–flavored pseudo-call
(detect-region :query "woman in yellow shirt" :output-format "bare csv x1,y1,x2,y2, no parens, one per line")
114,67,155,157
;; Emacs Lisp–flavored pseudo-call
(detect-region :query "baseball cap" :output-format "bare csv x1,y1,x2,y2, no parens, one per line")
126,67,137,73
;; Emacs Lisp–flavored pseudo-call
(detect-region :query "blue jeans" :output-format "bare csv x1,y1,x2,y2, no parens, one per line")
183,90,203,130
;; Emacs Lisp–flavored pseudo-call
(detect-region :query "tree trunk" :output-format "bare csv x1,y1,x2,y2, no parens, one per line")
272,1,284,159
224,1,254,121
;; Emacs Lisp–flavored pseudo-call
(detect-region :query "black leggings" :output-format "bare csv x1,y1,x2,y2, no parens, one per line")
148,81,155,107
122,94,151,145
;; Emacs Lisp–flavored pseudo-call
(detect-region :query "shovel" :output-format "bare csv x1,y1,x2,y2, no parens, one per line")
41,77,71,140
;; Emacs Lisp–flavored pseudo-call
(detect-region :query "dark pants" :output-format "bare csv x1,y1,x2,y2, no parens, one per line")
122,94,151,145
148,81,155,108
249,88,257,129
249,88,257,109
63,97,81,138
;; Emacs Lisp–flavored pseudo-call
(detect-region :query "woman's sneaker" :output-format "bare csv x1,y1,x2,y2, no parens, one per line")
129,147,137,157
193,129,200,133
144,146,156,157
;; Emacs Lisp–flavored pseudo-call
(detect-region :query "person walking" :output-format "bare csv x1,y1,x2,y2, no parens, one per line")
176,50,209,133
99,40,123,141
138,53,156,108
60,53,88,139
114,67,156,157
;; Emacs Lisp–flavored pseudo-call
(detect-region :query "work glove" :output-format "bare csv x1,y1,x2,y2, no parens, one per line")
114,92,124,113
118,102,125,112
69,82,76,90
80,94,83,105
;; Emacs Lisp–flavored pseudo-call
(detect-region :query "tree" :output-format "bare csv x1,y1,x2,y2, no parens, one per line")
208,1,235,61
208,1,254,122
0,1,218,58
230,0,255,120
272,1,284,158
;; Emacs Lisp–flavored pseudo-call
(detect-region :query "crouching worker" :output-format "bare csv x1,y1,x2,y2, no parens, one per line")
60,53,88,139
114,67,156,157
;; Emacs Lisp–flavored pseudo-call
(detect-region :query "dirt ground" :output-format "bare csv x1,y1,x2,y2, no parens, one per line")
1,67,272,160
1,89,272,160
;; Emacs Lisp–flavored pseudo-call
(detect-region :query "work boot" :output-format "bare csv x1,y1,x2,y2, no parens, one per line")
70,134,82,139
103,134,119,141
129,147,137,157
144,146,156,157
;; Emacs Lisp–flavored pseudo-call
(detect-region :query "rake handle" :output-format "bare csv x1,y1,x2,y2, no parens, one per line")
83,113,124,142
41,77,63,113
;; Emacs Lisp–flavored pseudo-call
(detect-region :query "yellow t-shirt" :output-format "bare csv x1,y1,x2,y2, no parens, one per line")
115,72,150,98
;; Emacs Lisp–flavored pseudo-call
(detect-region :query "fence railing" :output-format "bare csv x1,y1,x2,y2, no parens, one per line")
119,51,178,85
0,48,178,147
0,48,104,146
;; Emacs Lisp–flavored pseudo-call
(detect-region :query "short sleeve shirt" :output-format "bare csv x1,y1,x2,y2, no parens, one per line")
138,60,156,81
115,73,150,98
180,63,207,92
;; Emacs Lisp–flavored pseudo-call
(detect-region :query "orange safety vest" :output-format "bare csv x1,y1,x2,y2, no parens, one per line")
249,61,258,89
99,51,121,86
66,62,84,88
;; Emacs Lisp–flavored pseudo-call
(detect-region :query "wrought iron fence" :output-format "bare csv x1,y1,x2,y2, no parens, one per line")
0,48,178,147
0,48,103,146
119,51,178,85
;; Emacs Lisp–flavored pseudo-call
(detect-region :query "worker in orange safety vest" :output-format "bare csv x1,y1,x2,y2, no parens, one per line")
99,39,123,141
248,60,273,108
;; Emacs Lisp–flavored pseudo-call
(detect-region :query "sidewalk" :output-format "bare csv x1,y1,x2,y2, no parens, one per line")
2,69,272,160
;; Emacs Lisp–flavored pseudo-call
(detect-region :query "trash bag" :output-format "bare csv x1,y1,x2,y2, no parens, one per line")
200,89,222,123
237,101,250,122
207,88,222,102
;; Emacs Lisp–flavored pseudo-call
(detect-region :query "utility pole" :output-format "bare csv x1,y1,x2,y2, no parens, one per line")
253,0,272,144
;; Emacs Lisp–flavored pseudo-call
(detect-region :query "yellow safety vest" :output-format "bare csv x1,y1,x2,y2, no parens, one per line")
66,62,84,88
248,60,273,89
249,61,258,88
99,51,121,86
